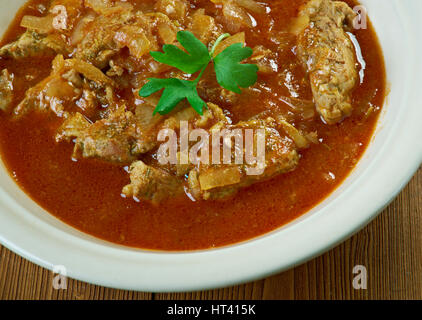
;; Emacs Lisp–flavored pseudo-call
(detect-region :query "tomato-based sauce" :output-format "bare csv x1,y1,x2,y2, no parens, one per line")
0,0,385,250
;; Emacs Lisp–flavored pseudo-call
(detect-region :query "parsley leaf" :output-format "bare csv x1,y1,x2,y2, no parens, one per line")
150,31,211,74
139,31,258,115
213,43,258,94
139,77,206,115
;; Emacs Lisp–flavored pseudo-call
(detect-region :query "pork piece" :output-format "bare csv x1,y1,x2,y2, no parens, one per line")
132,101,228,157
130,104,166,155
73,108,136,163
122,110,301,202
0,31,67,59
14,57,77,117
65,105,299,202
56,112,91,142
57,102,228,164
74,11,131,68
122,160,184,203
0,69,14,111
4,0,83,58
187,116,300,200
57,106,138,163
296,0,358,124
14,55,113,117
126,102,221,158
74,3,160,68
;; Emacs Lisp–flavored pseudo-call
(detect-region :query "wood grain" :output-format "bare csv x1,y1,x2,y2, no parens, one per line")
1,167,420,300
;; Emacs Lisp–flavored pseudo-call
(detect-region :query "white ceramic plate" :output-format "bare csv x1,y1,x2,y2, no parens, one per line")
0,0,421,292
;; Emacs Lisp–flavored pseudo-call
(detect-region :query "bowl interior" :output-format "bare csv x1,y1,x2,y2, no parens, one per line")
0,0,420,291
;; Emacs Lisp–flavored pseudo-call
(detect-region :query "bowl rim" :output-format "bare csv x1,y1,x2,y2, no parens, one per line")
0,0,421,292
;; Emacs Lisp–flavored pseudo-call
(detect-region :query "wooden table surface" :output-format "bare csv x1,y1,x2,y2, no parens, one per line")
0,167,420,300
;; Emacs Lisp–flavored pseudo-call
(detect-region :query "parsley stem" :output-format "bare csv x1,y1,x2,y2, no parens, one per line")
193,33,231,85
210,33,231,57
193,65,207,85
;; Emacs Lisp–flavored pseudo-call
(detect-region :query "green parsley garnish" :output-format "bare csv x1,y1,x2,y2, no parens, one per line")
139,31,258,115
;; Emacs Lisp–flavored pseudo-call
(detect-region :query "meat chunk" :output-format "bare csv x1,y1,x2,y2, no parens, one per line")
187,117,299,200
14,55,113,117
74,4,158,69
56,112,91,142
71,107,138,164
0,31,67,59
61,102,227,164
122,160,183,203
132,102,228,156
121,109,301,202
14,70,76,117
56,100,300,203
56,103,186,164
56,108,140,163
296,0,358,124
0,69,14,111
74,4,134,68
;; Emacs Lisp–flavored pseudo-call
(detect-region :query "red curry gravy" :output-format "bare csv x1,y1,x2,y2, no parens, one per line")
0,0,385,250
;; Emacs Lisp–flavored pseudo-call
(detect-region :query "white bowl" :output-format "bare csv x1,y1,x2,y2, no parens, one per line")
0,0,421,292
